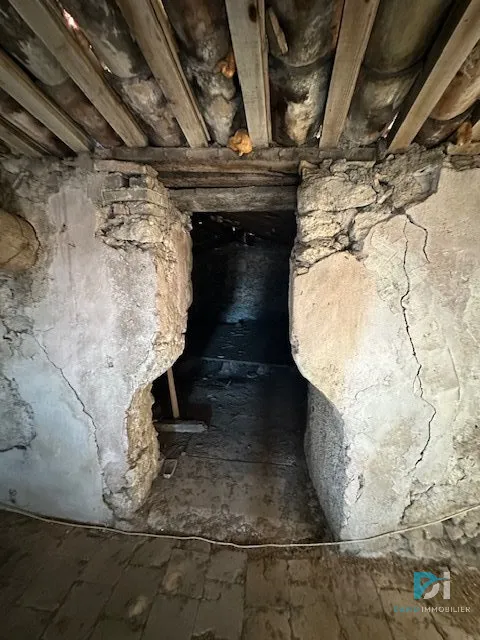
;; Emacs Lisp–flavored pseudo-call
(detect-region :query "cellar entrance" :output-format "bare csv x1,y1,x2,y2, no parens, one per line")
145,212,329,543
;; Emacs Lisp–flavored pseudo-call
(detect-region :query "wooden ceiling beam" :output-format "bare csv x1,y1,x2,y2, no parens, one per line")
0,114,45,156
0,48,90,152
96,145,375,168
9,0,147,148
388,0,480,152
225,0,271,148
116,0,209,148
170,186,295,212
319,0,380,149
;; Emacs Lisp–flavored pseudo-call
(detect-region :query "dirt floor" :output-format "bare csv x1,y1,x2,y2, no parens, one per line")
144,360,329,543
1,509,479,639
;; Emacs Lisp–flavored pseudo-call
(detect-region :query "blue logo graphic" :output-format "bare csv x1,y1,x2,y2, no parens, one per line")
414,571,451,600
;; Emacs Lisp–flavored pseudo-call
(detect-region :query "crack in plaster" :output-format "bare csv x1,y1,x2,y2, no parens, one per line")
31,333,113,516
400,218,437,473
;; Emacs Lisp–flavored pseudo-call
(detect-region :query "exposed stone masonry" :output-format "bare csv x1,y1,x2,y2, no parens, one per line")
0,156,192,524
290,148,480,564
293,146,443,271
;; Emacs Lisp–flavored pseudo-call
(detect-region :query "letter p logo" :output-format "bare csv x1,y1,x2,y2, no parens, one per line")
414,571,451,600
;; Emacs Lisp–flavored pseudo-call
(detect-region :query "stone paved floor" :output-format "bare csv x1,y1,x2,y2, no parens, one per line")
146,363,328,543
1,511,479,639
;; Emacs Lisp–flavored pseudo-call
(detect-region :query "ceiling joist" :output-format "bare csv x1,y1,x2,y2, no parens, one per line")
225,0,271,148
388,0,480,152
9,0,147,148
116,0,209,148
0,115,45,157
319,0,380,149
0,48,90,152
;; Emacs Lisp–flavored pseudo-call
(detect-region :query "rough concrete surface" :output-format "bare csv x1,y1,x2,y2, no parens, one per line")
291,152,480,557
0,157,191,524
1,510,480,640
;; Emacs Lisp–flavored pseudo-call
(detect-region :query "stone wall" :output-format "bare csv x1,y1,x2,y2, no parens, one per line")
290,150,480,551
191,240,290,324
0,156,191,524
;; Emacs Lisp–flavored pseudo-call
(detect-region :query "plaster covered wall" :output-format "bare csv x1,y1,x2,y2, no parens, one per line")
291,151,480,544
0,157,191,524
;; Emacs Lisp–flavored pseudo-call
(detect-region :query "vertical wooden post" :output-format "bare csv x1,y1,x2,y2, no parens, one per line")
167,367,180,419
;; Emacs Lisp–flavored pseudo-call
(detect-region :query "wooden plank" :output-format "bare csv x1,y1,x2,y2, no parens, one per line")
388,0,480,151
319,0,380,149
0,49,90,152
472,120,480,141
96,146,376,174
155,171,298,188
117,0,208,148
155,420,207,433
0,115,45,157
166,368,180,419
225,0,271,147
170,186,296,212
9,0,147,147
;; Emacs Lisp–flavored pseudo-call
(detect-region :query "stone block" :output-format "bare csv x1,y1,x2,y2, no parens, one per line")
20,555,85,611
193,580,244,640
1,606,51,640
161,549,209,599
130,538,175,568
207,549,247,583
104,566,162,623
90,617,142,640
245,558,289,607
142,595,198,640
103,172,128,189
95,160,158,177
102,187,169,208
43,581,111,640
242,608,291,640
80,537,139,585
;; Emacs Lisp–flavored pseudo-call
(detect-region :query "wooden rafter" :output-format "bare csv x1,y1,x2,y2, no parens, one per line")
319,0,380,149
0,48,90,152
9,0,147,148
388,0,480,151
472,120,480,141
225,0,271,148
116,0,209,148
0,115,45,157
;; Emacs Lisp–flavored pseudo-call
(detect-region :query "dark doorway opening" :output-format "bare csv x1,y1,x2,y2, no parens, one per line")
146,212,328,543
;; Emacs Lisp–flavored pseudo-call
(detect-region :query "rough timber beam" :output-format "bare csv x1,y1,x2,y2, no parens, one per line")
169,186,296,212
225,0,271,148
0,48,90,152
116,0,209,148
319,0,380,149
388,0,480,151
0,115,44,157
9,0,147,147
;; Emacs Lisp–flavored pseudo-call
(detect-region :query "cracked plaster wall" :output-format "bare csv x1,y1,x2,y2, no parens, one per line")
0,156,192,524
291,150,480,547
